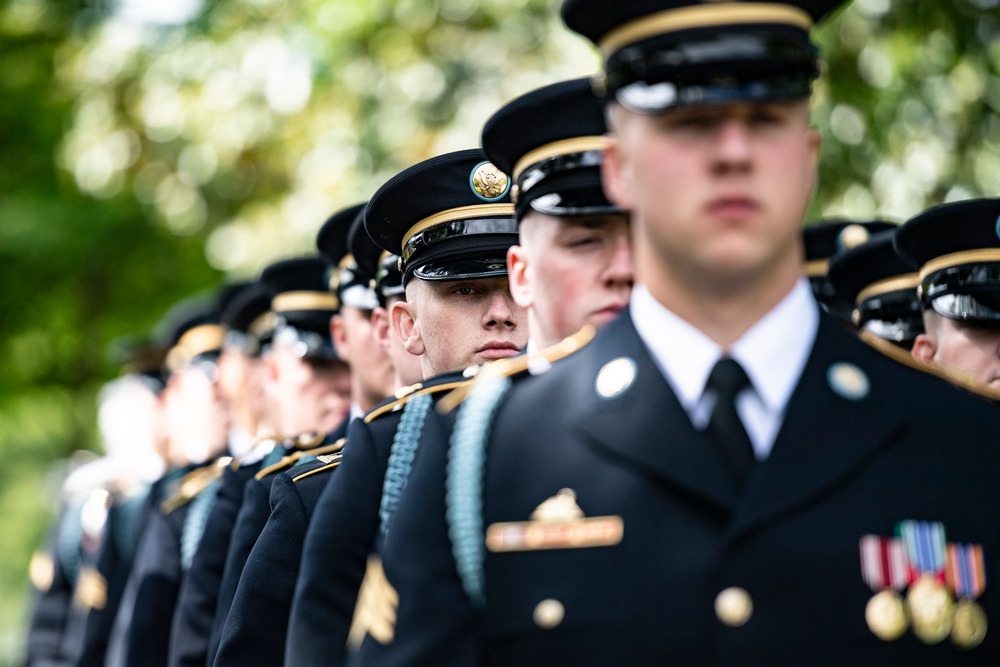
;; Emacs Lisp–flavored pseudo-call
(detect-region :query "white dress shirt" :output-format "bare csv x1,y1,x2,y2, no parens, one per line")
631,279,819,460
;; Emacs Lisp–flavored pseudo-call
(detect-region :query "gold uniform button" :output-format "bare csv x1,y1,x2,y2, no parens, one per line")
533,599,565,629
715,587,753,627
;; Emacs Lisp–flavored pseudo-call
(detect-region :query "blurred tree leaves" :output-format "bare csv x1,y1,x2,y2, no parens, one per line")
1,0,998,662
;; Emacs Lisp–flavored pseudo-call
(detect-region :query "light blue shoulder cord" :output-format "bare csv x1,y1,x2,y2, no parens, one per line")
445,375,512,609
378,393,433,537
180,477,221,571
57,501,85,585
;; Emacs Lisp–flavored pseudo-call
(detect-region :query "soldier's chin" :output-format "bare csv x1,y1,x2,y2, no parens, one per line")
589,308,624,328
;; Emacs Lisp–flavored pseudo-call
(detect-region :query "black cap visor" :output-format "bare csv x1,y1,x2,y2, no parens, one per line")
402,216,518,285
518,166,618,219
924,264,1000,322
862,318,924,346
857,289,924,345
273,324,339,360
339,283,379,312
411,255,510,282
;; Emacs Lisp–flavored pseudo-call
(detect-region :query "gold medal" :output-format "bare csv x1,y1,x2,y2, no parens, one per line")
906,575,953,644
951,599,988,650
865,589,907,641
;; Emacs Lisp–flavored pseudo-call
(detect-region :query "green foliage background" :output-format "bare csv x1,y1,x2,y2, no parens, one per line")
1,0,998,662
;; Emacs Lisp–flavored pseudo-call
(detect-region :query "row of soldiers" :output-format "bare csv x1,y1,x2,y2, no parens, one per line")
24,0,1000,664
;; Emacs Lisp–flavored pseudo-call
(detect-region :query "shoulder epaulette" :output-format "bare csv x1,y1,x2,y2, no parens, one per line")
291,452,344,483
437,324,595,413
860,330,1000,403
364,381,467,423
253,437,346,481
160,457,232,514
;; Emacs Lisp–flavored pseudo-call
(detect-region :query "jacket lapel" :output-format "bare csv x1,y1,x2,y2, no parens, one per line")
573,314,737,512
729,316,906,537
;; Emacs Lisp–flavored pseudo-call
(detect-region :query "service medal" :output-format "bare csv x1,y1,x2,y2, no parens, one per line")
947,542,988,649
866,589,908,641
899,521,952,644
859,534,910,641
907,575,953,643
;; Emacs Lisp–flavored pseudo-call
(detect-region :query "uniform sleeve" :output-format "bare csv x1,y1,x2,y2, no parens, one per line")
285,419,384,666
167,466,253,667
205,478,271,665
347,408,480,666
214,472,310,666
123,506,187,667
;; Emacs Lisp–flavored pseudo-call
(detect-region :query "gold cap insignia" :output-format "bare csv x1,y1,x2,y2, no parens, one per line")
470,161,510,202
837,224,871,252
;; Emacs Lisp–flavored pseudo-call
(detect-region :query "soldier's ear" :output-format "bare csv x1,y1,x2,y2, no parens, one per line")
601,132,632,211
330,313,349,360
390,300,424,357
911,333,937,365
507,244,534,311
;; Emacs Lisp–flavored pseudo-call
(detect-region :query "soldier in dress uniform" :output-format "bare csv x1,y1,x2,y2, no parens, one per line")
325,205,398,423
350,1,1000,664
365,247,425,391
828,227,924,350
211,206,382,666
77,343,168,667
108,294,231,667
803,220,894,322
25,341,165,667
484,77,634,349
202,254,348,665
167,281,275,667
898,198,1000,392
283,148,527,666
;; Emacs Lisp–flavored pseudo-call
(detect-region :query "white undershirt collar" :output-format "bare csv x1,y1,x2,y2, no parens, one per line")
631,279,818,459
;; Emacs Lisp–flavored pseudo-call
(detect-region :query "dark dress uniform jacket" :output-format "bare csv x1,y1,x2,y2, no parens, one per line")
205,423,349,665
166,462,261,667
24,515,77,667
78,482,158,667
212,454,339,666
354,311,1000,666
122,492,192,667
287,371,466,667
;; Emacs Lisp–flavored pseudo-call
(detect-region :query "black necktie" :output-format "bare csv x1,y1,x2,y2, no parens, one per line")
705,357,755,485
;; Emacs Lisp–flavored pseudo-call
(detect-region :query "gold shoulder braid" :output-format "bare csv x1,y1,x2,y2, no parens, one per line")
859,330,1000,402
364,381,467,424
291,451,345,483
437,324,595,413
160,456,232,514
253,437,346,481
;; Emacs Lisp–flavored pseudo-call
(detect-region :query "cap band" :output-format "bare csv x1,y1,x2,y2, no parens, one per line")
272,291,340,313
248,311,277,339
856,274,920,306
600,3,813,57
400,204,515,254
512,136,609,183
176,324,226,358
166,324,225,371
919,249,1000,283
